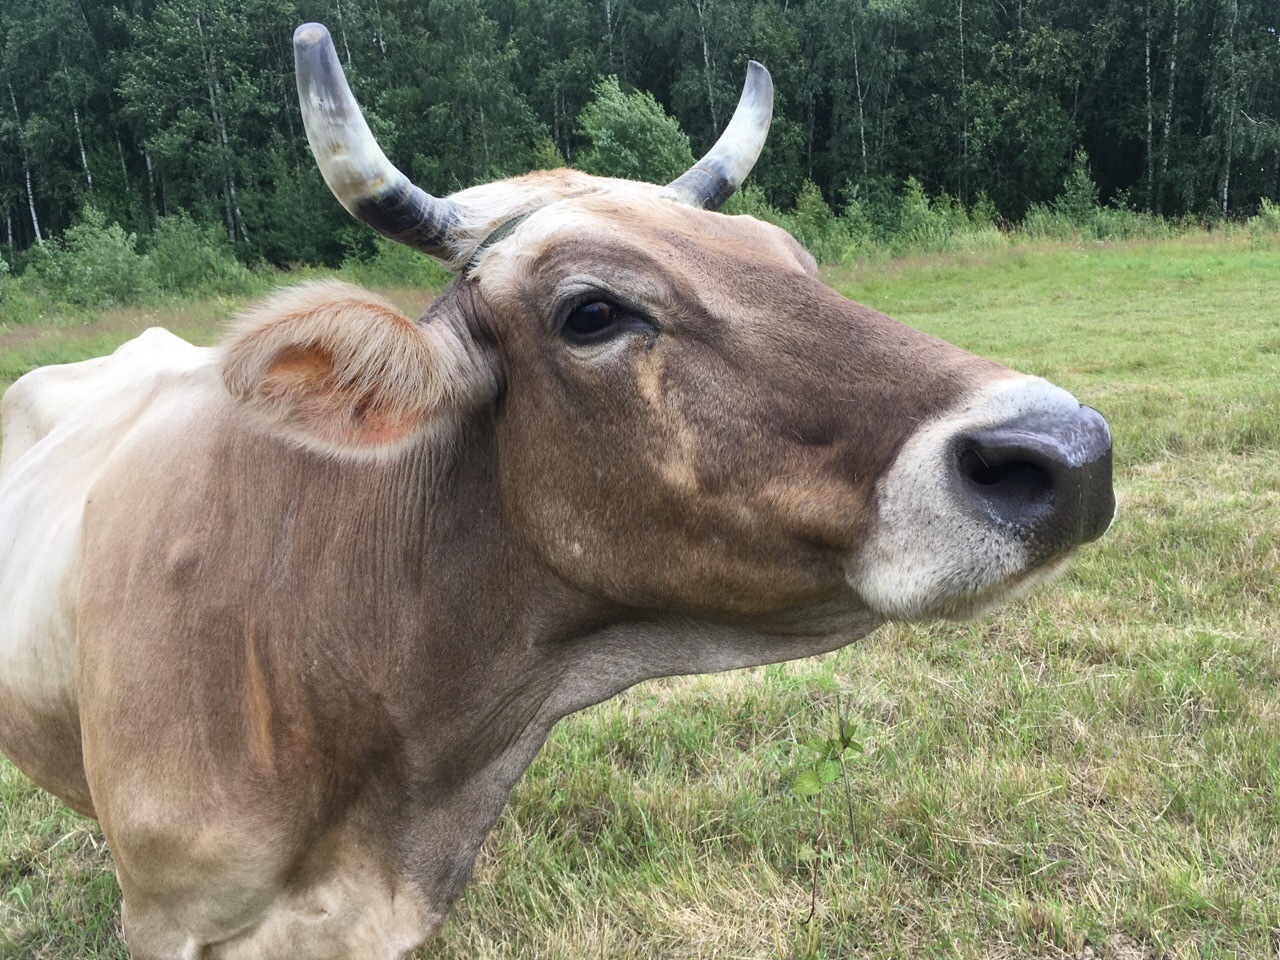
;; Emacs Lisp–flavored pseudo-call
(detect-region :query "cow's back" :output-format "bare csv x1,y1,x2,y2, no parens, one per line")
0,328,211,814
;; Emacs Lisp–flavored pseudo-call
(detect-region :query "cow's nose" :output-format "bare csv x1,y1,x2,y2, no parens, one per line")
953,405,1114,565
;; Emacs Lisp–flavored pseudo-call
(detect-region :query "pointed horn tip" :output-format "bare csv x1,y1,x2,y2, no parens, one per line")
744,61,772,98
294,23,332,49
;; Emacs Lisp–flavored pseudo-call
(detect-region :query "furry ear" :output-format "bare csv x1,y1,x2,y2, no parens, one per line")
221,281,483,457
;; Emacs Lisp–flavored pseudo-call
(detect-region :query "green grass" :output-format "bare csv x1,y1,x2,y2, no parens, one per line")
3,234,1279,959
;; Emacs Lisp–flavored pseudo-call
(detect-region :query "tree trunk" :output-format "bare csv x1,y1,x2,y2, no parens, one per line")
478,103,491,173
228,176,248,243
562,89,571,161
1145,2,1153,211
958,0,967,163
878,24,900,156
73,104,93,191
372,0,387,56
195,13,249,242
1219,0,1239,218
853,37,868,179
144,144,158,221
693,0,718,130
604,0,615,70
1159,0,1179,215
806,94,815,180
7,82,42,245
115,130,130,191
335,0,353,66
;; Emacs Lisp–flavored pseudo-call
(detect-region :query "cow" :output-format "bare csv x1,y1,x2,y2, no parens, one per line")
0,23,1114,960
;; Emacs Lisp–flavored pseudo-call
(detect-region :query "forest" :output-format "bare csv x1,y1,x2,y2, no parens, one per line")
2,0,1280,270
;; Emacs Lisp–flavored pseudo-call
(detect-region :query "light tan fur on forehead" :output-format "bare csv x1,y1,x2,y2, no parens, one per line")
470,185,816,304
442,169,639,271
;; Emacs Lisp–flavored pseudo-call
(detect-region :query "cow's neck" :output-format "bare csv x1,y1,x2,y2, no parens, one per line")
286,417,879,918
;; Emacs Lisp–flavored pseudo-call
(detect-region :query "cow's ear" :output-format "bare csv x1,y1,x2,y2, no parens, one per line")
221,281,487,458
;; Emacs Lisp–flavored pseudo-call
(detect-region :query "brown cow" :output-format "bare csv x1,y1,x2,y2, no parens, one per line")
0,24,1113,959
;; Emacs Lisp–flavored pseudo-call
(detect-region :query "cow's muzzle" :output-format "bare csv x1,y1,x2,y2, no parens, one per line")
953,404,1114,565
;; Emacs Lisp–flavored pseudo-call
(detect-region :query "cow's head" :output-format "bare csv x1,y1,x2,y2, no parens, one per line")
225,24,1113,638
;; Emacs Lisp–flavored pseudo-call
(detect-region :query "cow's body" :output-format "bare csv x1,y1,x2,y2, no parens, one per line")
0,24,1115,960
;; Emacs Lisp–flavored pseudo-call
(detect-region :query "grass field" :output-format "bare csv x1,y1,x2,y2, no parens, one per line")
1,234,1278,959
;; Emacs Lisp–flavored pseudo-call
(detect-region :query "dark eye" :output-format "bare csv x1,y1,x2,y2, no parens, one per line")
559,296,658,347
563,301,621,341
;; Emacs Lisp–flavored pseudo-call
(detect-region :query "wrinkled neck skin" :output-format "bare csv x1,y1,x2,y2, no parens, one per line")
359,408,878,914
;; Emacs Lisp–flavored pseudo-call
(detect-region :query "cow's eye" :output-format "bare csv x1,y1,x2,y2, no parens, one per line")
564,301,620,339
560,298,655,346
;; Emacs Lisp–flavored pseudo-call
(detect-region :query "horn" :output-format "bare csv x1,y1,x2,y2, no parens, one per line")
294,23,459,259
666,61,773,211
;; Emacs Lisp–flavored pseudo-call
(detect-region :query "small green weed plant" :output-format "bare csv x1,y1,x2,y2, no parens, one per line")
785,699,864,958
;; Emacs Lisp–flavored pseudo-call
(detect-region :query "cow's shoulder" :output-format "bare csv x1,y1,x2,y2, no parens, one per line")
0,327,208,477
0,328,215,815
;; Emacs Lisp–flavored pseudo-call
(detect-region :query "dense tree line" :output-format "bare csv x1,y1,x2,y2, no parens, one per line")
3,0,1280,266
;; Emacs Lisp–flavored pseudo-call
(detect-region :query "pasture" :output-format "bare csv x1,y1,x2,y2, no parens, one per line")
1,233,1277,959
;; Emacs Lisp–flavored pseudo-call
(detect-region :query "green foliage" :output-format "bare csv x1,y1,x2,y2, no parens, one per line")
790,715,862,799
719,182,783,223
27,208,154,308
338,237,452,291
1249,198,1280,236
531,136,566,171
18,209,271,310
5,0,1280,267
0,263,48,329
785,180,848,263
838,197,878,261
575,77,696,183
895,177,957,254
143,215,261,300
1055,151,1101,226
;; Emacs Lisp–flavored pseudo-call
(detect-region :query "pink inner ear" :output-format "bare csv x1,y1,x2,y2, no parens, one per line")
259,342,420,451
349,392,420,447
263,344,335,397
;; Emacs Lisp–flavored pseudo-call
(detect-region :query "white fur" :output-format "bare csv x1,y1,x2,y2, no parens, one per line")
0,331,210,706
848,376,1086,621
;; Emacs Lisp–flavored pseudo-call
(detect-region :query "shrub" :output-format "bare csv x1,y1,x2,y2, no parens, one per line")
1249,197,1280,237
1055,151,1100,226
531,136,566,171
721,182,785,225
28,207,154,307
838,197,879,262
1020,202,1075,241
1088,205,1171,241
785,180,850,262
575,77,696,183
144,213,261,299
893,177,955,254
339,236,452,290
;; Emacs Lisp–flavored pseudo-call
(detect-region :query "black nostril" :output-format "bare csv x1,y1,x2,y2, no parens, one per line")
952,404,1114,562
957,448,1054,508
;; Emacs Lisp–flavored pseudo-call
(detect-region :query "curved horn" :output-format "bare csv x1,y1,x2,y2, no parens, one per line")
294,23,459,259
666,61,773,211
